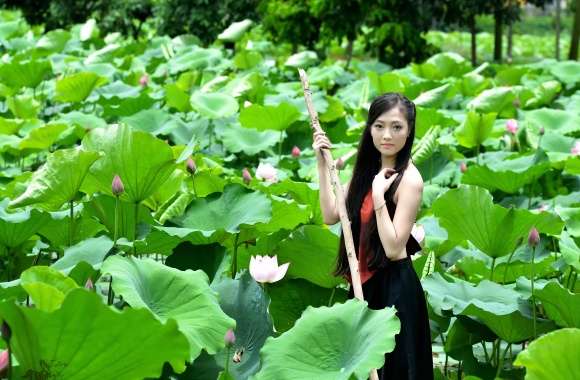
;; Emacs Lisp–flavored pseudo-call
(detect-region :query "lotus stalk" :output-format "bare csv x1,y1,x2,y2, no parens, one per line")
528,227,540,338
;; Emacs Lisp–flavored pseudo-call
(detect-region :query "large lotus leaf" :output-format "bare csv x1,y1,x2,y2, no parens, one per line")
456,254,557,284
0,289,189,379
20,266,78,312
367,71,407,94
423,273,555,342
454,111,497,148
461,151,551,193
524,108,580,146
549,61,580,86
37,207,105,248
413,83,452,108
18,122,67,151
102,256,235,361
218,19,253,42
174,184,272,234
513,328,580,380
239,103,300,131
55,72,107,103
215,122,280,155
7,94,40,119
81,123,176,203
0,59,52,89
432,186,564,258
189,270,273,379
459,72,491,97
467,87,515,118
120,108,177,135
554,206,580,237
534,281,580,328
51,236,113,274
273,225,342,288
56,111,107,130
523,80,561,109
168,47,223,75
284,51,318,68
166,83,193,112
267,278,348,333
9,148,100,210
0,198,49,248
412,52,471,80
190,92,238,119
415,107,458,138
35,29,71,53
539,132,577,164
559,231,580,270
252,299,399,380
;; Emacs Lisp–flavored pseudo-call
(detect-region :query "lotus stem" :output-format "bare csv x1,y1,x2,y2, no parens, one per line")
133,202,139,256
327,287,336,307
495,341,510,378
224,346,230,374
531,245,537,339
231,233,240,279
190,174,197,197
69,200,74,246
481,341,489,362
114,196,119,246
490,257,496,281
502,245,518,283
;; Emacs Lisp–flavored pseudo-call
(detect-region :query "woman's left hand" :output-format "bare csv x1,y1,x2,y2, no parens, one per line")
372,168,398,201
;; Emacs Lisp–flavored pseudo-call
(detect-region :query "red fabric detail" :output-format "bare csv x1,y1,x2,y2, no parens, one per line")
345,189,376,285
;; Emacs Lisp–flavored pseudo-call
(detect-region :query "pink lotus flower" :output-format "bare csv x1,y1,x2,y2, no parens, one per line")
242,168,252,184
112,175,124,196
255,163,278,183
186,157,196,174
506,119,518,134
139,74,148,87
224,329,236,347
0,350,8,373
571,141,580,156
528,227,540,247
291,146,301,158
459,162,467,173
411,224,425,248
249,255,290,283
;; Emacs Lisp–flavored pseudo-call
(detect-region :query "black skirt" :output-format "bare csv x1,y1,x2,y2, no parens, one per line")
347,256,434,380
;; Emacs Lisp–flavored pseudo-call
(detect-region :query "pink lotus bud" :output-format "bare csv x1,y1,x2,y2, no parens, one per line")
224,329,236,348
336,157,345,170
571,141,580,156
459,162,467,173
506,119,518,134
0,350,8,373
528,227,540,247
539,127,545,136
255,162,278,183
1,322,10,342
291,146,301,158
249,255,290,283
242,168,252,184
85,278,94,290
112,175,124,196
186,157,196,175
139,74,148,87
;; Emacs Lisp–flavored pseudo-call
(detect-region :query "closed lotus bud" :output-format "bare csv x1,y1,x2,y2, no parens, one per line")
224,329,236,348
528,227,540,247
139,74,148,87
539,127,545,136
1,321,10,342
112,175,124,196
242,168,252,184
186,157,196,175
291,146,301,158
336,157,345,170
85,278,94,290
459,162,467,173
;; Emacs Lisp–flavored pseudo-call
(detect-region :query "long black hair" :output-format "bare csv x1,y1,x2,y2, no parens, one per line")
332,93,417,277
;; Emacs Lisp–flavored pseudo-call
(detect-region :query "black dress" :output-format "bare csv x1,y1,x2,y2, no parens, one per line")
346,196,434,380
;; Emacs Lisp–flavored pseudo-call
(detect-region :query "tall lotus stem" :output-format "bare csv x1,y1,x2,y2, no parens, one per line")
110,174,125,305
231,233,240,279
528,227,540,338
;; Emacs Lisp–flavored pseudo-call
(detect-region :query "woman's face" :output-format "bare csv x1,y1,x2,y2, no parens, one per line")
370,106,410,157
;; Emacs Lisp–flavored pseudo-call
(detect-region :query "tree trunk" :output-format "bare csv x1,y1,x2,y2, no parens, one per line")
570,0,580,60
555,0,561,60
494,6,504,62
345,38,354,70
469,15,477,67
507,21,513,62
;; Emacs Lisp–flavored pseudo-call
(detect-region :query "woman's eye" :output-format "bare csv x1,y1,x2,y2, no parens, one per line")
393,125,402,130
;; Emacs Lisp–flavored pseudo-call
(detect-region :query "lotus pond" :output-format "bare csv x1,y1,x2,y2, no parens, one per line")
0,11,579,380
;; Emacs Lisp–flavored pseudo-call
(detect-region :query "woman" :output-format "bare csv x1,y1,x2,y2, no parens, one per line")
313,93,433,379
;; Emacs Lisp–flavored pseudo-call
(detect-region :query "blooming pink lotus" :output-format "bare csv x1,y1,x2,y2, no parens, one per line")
249,255,290,283
506,119,518,134
571,141,580,156
255,163,278,183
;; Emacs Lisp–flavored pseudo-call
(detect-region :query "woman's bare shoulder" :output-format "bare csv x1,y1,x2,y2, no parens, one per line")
401,162,424,190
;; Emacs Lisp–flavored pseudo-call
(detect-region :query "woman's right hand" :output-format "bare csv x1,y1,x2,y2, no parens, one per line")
312,131,332,162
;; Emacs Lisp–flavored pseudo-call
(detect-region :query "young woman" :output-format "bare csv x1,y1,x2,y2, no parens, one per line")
314,93,433,379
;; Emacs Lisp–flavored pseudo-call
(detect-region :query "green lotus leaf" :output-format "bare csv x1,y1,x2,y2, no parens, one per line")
55,72,107,103
549,61,580,86
81,123,176,203
252,299,399,380
217,19,253,42
534,281,580,328
432,185,564,258
307,65,347,90
239,103,300,131
120,108,177,135
35,29,71,53
190,91,239,119
459,72,491,97
7,94,40,119
51,236,113,274
55,111,107,130
102,255,235,361
467,87,515,118
454,111,496,149
524,108,580,146
423,273,555,342
0,59,52,89
523,80,561,109
0,198,49,248
539,132,577,164
174,184,272,234
367,71,406,94
9,148,101,210
559,231,580,270
514,328,580,379
412,52,471,80
18,122,67,151
284,51,318,68
414,83,452,108
461,151,551,193
166,83,193,112
554,206,580,237
415,107,458,138
20,266,78,312
168,47,223,75
215,122,281,155
38,209,105,248
0,289,190,379
268,278,348,333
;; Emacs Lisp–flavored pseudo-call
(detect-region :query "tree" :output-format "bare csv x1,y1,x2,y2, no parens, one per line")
571,0,580,59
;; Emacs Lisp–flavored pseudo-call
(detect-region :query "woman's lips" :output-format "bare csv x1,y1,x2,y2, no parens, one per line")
381,144,394,148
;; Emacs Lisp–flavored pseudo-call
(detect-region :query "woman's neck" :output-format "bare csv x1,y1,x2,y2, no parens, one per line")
380,154,396,170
